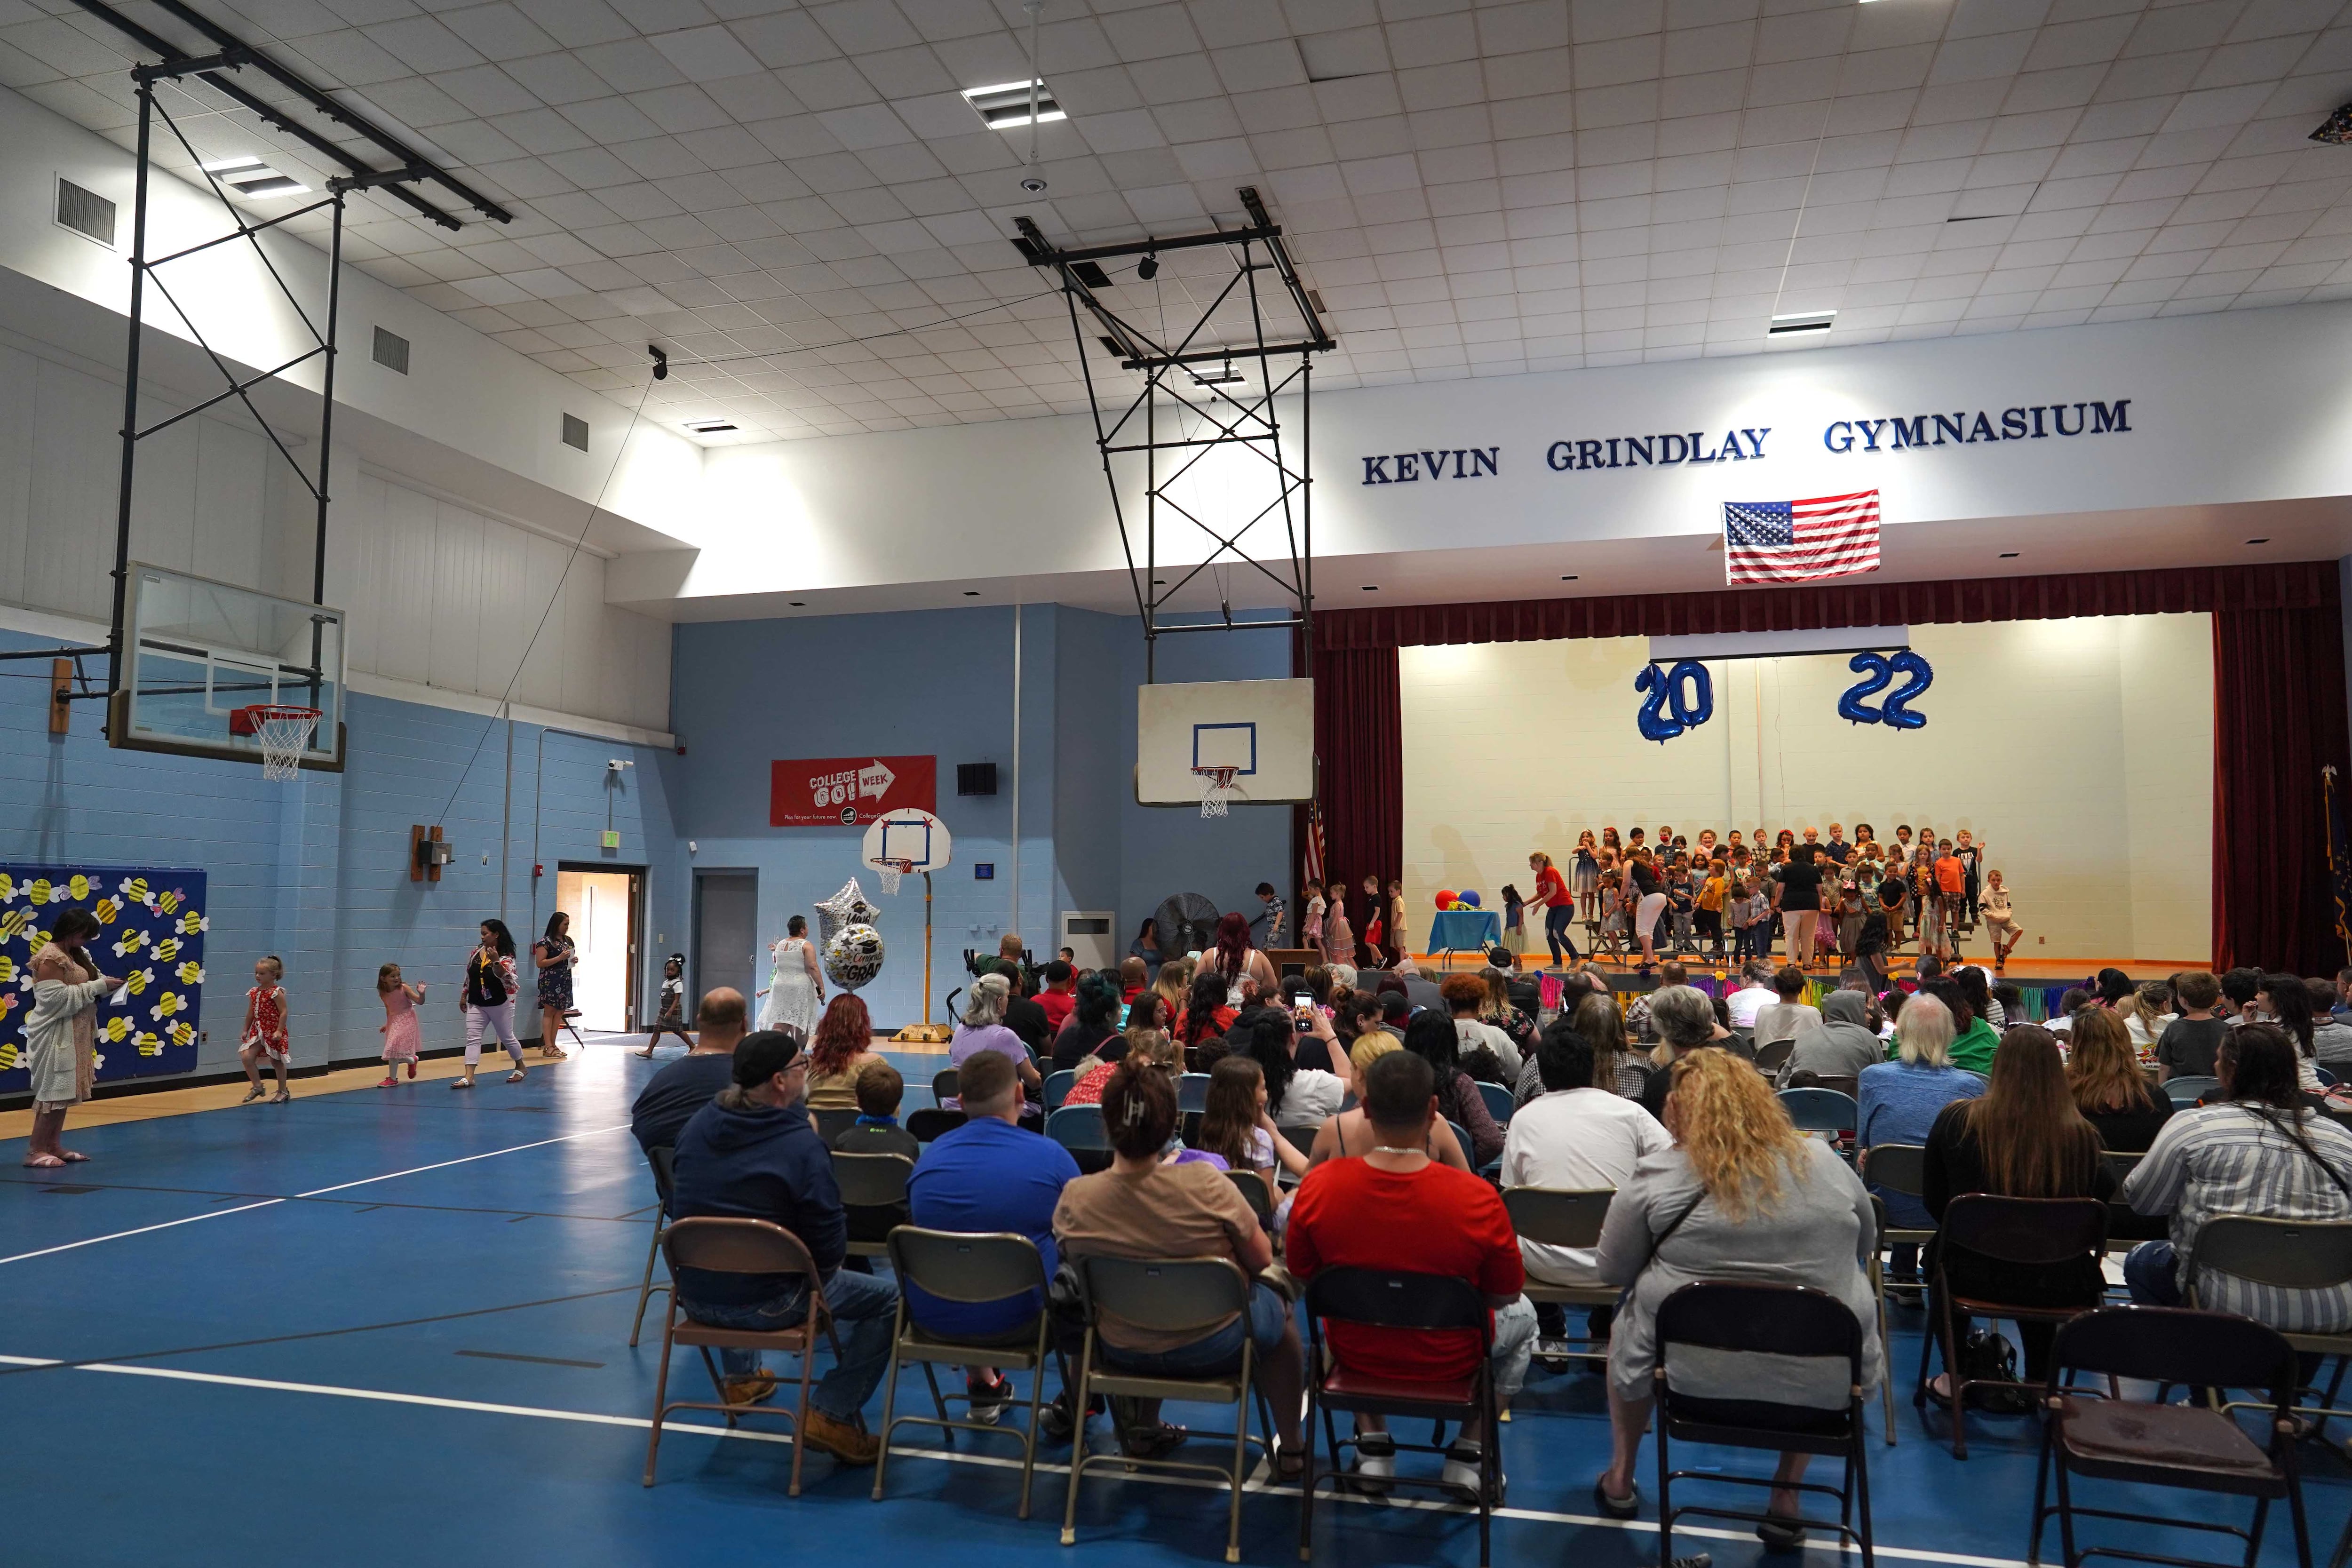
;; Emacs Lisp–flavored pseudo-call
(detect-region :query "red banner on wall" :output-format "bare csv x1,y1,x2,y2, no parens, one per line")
770,755,937,827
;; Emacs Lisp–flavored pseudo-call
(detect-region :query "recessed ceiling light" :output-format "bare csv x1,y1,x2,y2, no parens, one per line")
1768,310,1835,337
684,419,736,434
963,80,1064,130
199,155,308,197
1999,552,2019,559
2247,537,2271,544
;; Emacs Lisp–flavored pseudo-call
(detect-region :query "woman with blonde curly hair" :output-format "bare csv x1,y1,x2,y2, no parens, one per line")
1591,1049,1881,1545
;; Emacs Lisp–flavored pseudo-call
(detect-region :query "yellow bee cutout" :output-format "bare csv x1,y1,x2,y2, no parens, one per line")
155,889,180,914
178,911,208,936
0,955,13,983
101,1016,128,1043
27,878,51,904
167,1019,193,1047
113,928,150,956
0,908,27,943
123,968,153,996
67,874,90,900
93,897,121,925
138,1031,164,1057
153,936,180,963
0,1041,16,1071
119,876,149,905
0,872,13,901
176,960,204,986
150,991,184,1021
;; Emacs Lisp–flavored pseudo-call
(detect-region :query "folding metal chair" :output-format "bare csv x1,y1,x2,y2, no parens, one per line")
932,1067,961,1104
1046,1104,1110,1156
1501,1186,1616,1375
2164,1075,2221,1107
1780,1088,1859,1143
1654,1282,1876,1568
1062,1255,1269,1563
1919,1194,2108,1458
1227,1167,1276,1226
812,1107,860,1144
1044,1068,1077,1111
873,1228,1054,1517
831,1149,914,1261
628,1145,675,1348
907,1107,966,1143
1476,1080,1513,1125
2185,1215,2352,1430
2099,1151,2164,1267
642,1217,839,1496
2030,1306,2311,1568
1755,1036,1796,1077
1862,1143,1936,1319
1179,1072,1213,1113
1300,1266,1501,1568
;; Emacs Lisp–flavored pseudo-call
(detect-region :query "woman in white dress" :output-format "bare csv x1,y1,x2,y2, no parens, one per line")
758,914,824,1038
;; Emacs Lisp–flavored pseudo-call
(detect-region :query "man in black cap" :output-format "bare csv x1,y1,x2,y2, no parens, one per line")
668,1028,899,1466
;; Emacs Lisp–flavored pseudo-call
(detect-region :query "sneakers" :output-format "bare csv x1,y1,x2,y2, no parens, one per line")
721,1371,778,1407
801,1409,882,1466
1349,1432,1395,1496
377,1076,398,1088
406,1059,417,1079
1442,1441,1503,1505
965,1374,1014,1427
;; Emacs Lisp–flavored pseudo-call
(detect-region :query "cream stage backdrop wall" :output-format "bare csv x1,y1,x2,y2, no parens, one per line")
1400,614,2214,967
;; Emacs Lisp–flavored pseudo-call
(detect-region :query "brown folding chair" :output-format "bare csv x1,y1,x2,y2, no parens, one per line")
642,1217,840,1496
2030,1306,2311,1568
627,1146,675,1348
1502,1186,1615,1374
1918,1194,2108,1458
874,1228,1054,1517
831,1150,914,1261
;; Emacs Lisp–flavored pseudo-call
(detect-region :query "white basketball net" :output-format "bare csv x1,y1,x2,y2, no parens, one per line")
249,706,321,782
1194,765,1240,820
877,859,914,896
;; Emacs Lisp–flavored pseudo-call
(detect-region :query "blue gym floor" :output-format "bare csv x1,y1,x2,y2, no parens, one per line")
4,1045,2345,1568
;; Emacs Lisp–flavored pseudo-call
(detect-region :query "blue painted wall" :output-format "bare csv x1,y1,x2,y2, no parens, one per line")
0,628,680,1078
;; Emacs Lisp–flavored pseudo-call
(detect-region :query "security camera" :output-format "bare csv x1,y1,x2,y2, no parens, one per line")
607,758,634,772
1019,175,1048,193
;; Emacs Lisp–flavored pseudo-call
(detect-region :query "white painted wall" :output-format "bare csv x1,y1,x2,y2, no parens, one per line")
1400,615,2214,965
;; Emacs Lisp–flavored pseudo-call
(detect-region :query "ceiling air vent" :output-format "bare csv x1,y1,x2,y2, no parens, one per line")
200,156,308,198
561,413,589,451
372,326,409,374
685,419,736,434
55,177,115,247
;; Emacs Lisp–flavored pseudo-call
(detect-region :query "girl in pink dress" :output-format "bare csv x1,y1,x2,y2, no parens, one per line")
377,963,428,1086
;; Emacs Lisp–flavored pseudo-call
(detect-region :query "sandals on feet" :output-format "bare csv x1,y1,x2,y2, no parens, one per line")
1119,1423,1188,1461
1594,1476,1641,1520
505,1070,527,1084
23,1154,64,1169
451,1078,475,1090
1757,1514,1808,1551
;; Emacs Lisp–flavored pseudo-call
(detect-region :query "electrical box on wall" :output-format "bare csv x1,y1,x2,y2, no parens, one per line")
409,824,450,882
1060,910,1115,970
956,762,998,796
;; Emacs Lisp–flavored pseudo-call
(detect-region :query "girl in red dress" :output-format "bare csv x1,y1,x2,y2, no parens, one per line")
239,955,292,1104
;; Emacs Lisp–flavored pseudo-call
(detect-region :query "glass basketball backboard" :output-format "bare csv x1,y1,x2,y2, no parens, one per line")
109,562,346,772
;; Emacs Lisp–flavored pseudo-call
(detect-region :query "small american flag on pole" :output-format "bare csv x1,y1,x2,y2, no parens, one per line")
1723,490,1882,585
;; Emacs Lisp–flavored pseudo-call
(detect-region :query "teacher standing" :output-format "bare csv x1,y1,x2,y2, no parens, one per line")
532,911,577,1059
23,907,117,1168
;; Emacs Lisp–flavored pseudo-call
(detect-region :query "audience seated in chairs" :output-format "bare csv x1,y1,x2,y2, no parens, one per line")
1593,1049,1882,1543
1051,1058,1305,1471
1446,972,1524,1081
1518,989,1638,1106
630,988,746,1153
949,973,1043,1110
1753,965,1822,1056
1309,1033,1471,1170
905,1047,1081,1429
1637,985,1733,1124
2122,1021,2352,1338
1919,978,1998,1075
1920,1024,2114,1400
2063,1007,2174,1153
1288,1048,1535,1498
1192,1055,1312,1205
804,994,884,1111
1406,1011,1505,1166
1502,1015,1671,1353
1065,1026,1177,1108
1783,988,1885,1086
666,1029,899,1464
1175,970,1240,1062
1859,993,1986,1280
1050,972,1126,1071
1245,1008,1349,1132
830,1060,920,1160
1724,960,1778,1030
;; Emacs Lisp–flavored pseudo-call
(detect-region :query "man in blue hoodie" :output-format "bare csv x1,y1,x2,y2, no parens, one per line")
669,1029,897,1466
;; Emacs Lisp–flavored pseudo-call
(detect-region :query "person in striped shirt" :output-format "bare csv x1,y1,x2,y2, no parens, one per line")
2122,1022,2352,1334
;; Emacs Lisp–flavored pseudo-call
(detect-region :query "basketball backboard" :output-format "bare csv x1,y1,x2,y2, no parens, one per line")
109,562,346,772
863,808,952,891
1135,677,1314,807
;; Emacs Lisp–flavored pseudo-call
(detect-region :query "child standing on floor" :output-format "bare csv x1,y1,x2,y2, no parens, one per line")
1501,883,1526,954
637,953,694,1059
239,955,292,1104
376,963,427,1086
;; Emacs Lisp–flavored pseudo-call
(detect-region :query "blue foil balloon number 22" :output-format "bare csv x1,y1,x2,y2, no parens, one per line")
1837,650,1933,730
1633,661,1715,744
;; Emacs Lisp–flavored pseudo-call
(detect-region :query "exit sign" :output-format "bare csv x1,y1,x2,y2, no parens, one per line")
601,829,621,849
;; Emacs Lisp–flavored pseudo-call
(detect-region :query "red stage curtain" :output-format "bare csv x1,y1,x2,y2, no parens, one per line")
1299,561,2350,973
2213,602,2352,975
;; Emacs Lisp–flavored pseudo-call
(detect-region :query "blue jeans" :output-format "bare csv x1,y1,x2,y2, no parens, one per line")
1544,905,1580,965
1101,1281,1289,1377
2124,1241,2184,1305
682,1268,900,1424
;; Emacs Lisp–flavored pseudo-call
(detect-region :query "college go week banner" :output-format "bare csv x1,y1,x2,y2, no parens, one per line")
0,864,208,1092
771,755,937,827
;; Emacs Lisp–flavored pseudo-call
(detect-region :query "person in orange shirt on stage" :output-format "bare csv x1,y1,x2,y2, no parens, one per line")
1529,851,1580,968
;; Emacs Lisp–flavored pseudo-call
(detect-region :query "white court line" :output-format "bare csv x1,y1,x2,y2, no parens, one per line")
14,1356,2045,1568
0,1124,630,1267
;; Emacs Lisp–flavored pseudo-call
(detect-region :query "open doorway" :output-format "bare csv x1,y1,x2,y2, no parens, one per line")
556,865,642,1031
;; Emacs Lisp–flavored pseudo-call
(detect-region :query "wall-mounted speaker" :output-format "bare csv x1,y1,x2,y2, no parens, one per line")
956,762,998,796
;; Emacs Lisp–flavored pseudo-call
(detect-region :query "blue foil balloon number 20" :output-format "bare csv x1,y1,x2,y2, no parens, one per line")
1837,650,1933,730
1633,661,1715,744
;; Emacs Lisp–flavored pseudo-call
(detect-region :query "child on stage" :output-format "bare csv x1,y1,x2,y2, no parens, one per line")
1302,881,1325,953
1981,870,2021,972
1573,831,1599,921
239,955,292,1104
376,963,426,1086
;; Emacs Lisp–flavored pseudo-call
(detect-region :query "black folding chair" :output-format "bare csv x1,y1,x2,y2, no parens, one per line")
907,1107,966,1143
2029,1306,2310,1568
1300,1266,1500,1568
830,1150,913,1261
1654,1281,1876,1568
1226,1167,1276,1226
627,1145,675,1348
812,1106,860,1144
1501,1187,1615,1374
931,1067,960,1104
874,1228,1054,1517
1920,1194,2108,1458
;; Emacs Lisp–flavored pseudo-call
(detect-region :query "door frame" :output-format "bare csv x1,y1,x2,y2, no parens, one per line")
555,860,646,1032
691,867,760,1019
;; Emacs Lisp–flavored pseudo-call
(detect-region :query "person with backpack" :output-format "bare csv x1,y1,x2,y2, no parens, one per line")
456,918,527,1089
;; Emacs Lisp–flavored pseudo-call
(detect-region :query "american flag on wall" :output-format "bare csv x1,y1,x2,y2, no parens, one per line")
1723,490,1882,585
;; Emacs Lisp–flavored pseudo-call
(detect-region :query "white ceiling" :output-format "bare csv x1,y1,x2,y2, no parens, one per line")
8,0,2352,450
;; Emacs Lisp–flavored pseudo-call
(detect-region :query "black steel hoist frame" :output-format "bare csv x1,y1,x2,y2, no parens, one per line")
1013,187,1335,680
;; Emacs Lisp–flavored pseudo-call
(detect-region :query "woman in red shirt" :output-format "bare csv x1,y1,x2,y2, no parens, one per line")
1529,852,1581,967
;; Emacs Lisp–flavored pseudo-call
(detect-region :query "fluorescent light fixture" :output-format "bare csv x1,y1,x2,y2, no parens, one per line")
1768,310,1835,337
963,80,1064,129
684,419,737,433
199,155,309,197
1189,362,1243,386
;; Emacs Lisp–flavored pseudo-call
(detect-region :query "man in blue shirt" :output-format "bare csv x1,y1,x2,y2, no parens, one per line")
905,1047,1079,1423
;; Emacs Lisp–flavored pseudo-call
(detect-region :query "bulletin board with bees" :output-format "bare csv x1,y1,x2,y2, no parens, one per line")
0,867,207,1092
